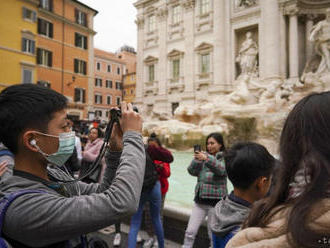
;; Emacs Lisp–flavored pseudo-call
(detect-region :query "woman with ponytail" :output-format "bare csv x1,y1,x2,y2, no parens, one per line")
227,92,330,248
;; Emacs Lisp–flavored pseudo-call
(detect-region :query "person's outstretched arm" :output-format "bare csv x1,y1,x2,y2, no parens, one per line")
3,103,146,247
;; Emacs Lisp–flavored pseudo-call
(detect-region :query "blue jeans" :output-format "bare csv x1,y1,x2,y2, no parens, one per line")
128,181,164,248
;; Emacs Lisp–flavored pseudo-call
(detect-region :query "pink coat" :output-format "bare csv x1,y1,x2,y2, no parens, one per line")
83,138,103,162
83,138,105,182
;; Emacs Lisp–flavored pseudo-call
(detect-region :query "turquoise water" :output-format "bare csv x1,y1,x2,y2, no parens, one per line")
165,152,233,210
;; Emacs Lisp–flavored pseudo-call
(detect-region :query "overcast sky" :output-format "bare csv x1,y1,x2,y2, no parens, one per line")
79,0,137,53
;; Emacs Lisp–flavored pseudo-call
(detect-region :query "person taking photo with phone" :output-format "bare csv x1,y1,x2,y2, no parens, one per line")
183,132,228,248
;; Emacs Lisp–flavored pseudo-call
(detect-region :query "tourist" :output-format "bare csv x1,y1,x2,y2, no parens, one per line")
183,132,227,248
143,133,172,248
0,84,145,247
0,142,14,180
210,142,275,248
127,133,173,248
226,92,330,247
81,127,104,183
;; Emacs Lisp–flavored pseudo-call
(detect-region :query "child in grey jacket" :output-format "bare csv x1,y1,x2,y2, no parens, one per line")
209,142,275,248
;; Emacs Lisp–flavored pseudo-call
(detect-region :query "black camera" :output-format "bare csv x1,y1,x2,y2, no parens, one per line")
109,106,139,121
193,144,201,153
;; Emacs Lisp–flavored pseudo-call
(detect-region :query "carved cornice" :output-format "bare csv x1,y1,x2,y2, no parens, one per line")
134,0,159,9
280,0,330,15
182,0,195,10
144,55,158,64
167,49,184,58
156,6,168,21
135,16,145,29
195,42,213,53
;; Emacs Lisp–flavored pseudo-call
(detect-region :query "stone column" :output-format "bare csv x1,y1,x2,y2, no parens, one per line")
305,15,315,63
156,6,168,113
213,0,226,86
134,15,145,107
289,11,299,79
279,13,287,78
260,0,281,80
183,1,195,93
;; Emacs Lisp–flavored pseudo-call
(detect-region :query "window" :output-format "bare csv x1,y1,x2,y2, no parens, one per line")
95,110,102,117
22,68,32,84
40,0,53,11
95,78,102,87
172,59,180,79
116,96,121,106
172,5,181,24
74,88,86,103
106,80,112,88
107,65,111,72
95,94,102,104
115,81,122,90
37,18,53,38
148,15,156,32
200,0,210,15
23,7,37,22
117,67,120,75
37,80,50,88
75,9,87,27
22,38,35,54
74,59,87,75
97,62,100,71
107,95,112,105
201,53,210,74
37,48,52,67
148,64,155,82
75,33,87,49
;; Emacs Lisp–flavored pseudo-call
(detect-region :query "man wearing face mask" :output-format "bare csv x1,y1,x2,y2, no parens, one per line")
0,84,145,247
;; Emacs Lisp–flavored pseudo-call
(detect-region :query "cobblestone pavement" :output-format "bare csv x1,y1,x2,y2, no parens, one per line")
92,224,182,248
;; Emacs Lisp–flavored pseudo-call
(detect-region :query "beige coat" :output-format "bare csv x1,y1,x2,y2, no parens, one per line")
226,199,330,248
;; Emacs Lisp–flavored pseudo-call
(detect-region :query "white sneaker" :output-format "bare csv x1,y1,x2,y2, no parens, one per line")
143,237,154,248
137,233,143,243
113,233,121,246
153,239,159,248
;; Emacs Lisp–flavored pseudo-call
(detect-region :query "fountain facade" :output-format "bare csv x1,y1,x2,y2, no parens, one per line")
134,0,330,153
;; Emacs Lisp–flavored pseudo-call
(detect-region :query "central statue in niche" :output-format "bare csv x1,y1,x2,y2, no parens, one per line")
236,31,258,77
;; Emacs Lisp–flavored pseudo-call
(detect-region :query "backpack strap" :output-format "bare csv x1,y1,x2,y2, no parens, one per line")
0,150,14,159
0,190,47,235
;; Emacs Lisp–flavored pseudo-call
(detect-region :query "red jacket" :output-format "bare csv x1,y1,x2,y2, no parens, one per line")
154,160,171,196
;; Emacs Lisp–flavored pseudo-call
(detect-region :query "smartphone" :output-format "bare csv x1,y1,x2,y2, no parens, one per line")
193,144,201,153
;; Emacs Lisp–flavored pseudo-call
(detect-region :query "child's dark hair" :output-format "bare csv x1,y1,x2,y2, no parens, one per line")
225,142,275,190
0,84,67,154
206,132,226,152
147,132,162,147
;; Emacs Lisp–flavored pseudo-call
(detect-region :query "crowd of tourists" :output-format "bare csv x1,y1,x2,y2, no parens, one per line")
0,83,329,248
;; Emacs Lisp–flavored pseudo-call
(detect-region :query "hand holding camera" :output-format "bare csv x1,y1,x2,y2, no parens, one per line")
193,144,207,161
108,102,142,151
120,102,142,134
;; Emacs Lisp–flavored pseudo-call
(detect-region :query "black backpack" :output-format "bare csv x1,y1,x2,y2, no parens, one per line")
142,148,158,192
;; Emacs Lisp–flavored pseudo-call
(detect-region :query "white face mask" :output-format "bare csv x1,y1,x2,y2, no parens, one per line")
34,131,76,167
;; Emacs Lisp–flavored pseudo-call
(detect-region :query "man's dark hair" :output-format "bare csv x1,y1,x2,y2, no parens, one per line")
224,142,275,190
0,84,67,154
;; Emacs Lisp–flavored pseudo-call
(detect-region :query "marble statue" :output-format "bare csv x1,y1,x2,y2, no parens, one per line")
229,75,256,104
236,32,258,77
237,0,257,8
310,9,330,73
